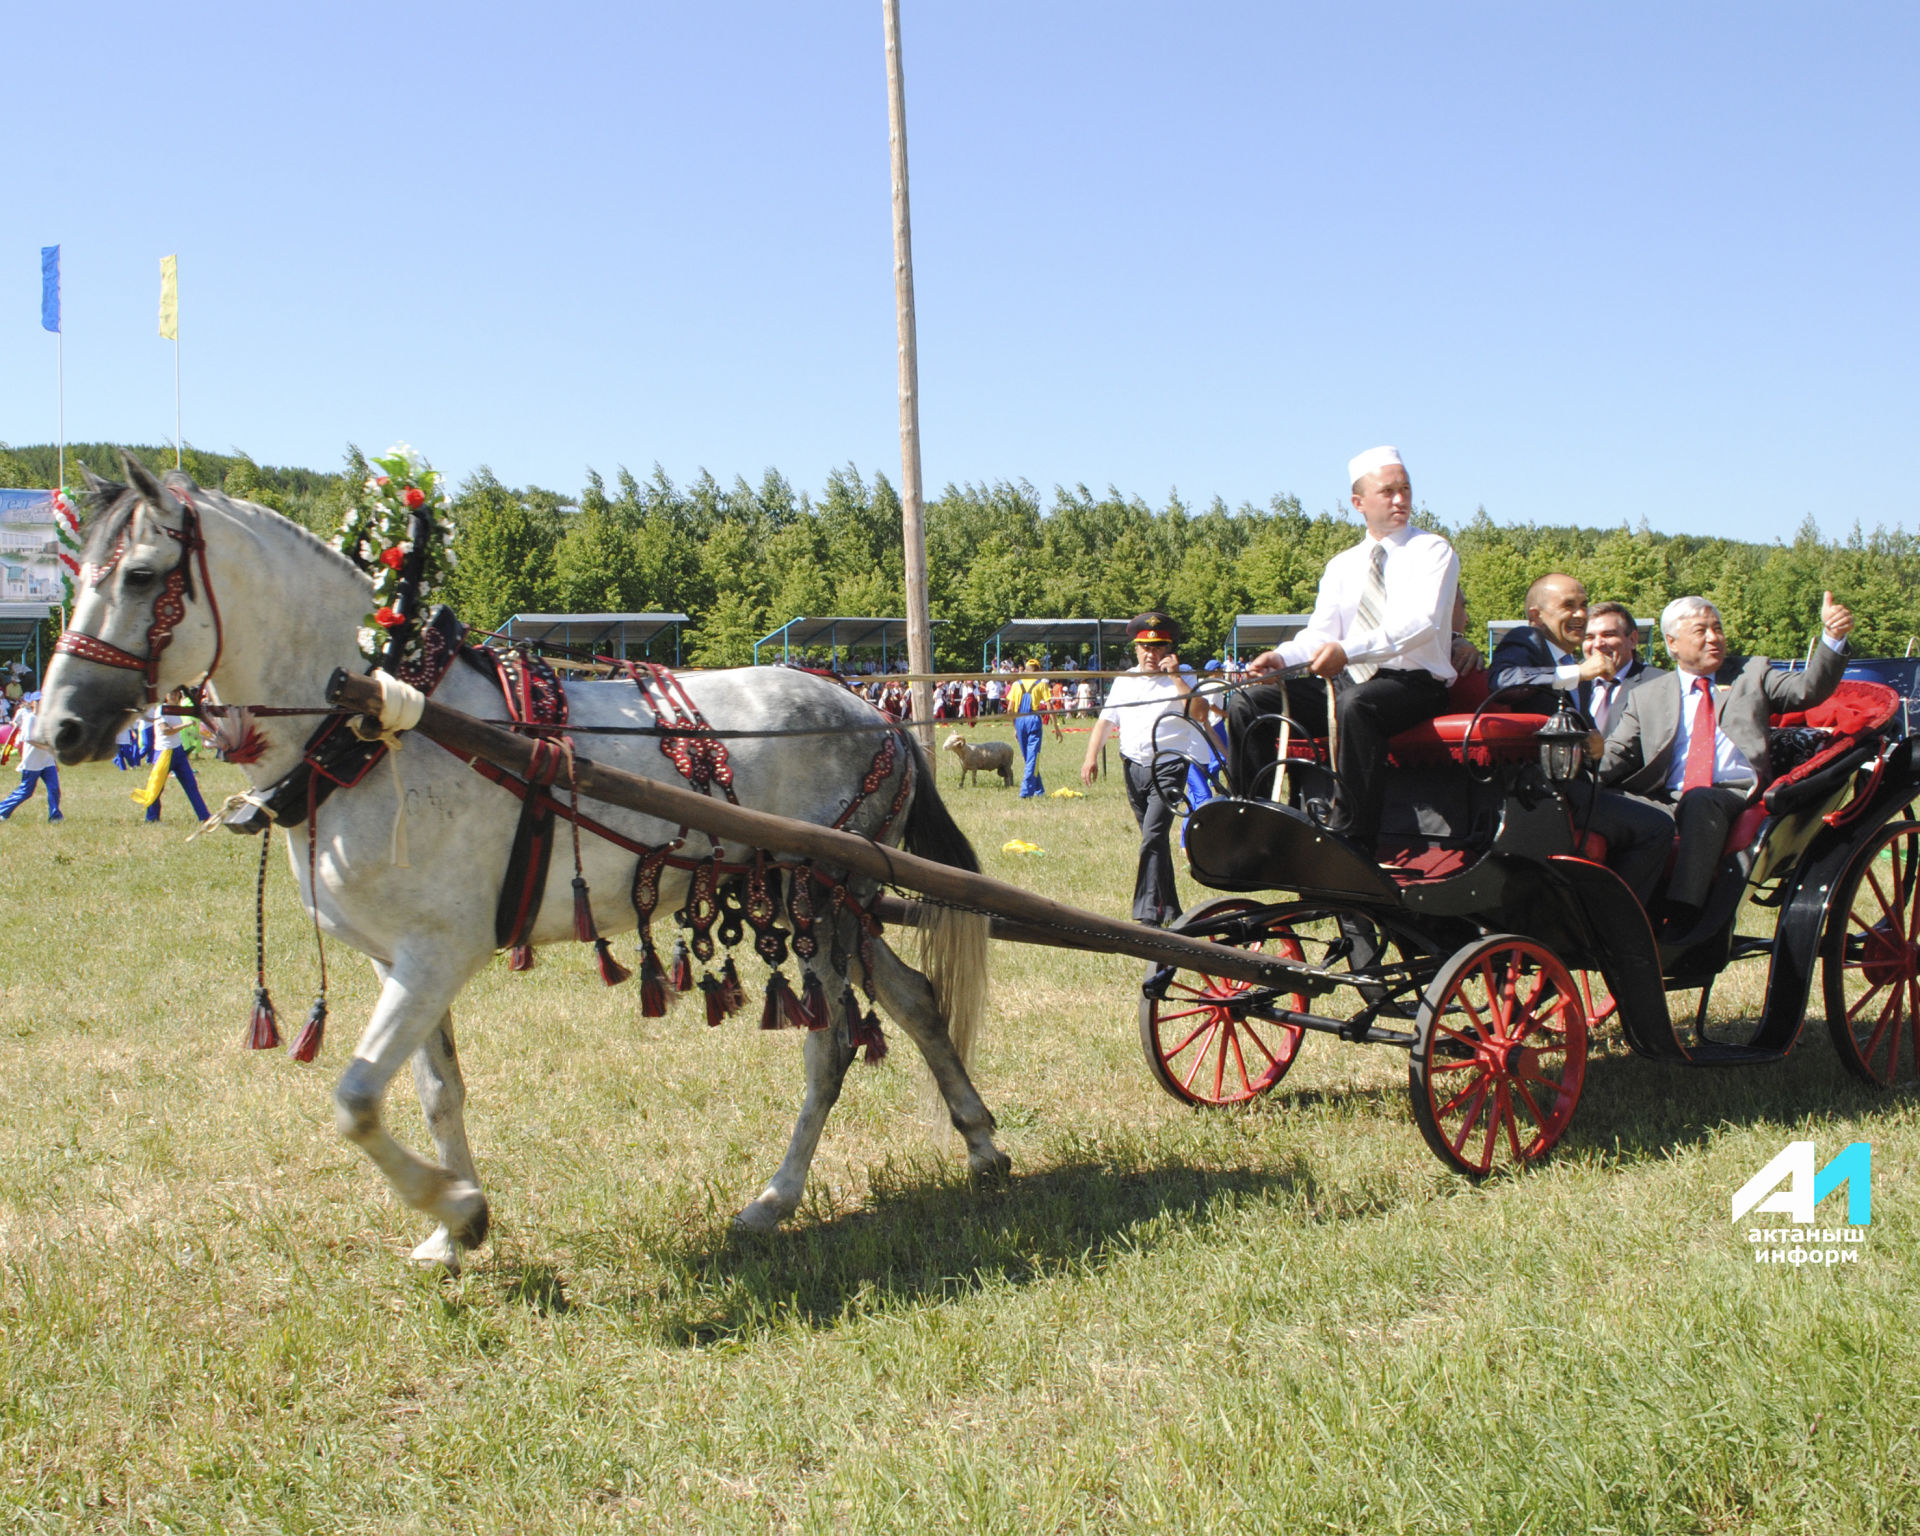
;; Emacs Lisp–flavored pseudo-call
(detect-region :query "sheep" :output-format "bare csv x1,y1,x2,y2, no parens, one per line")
944,731,1016,788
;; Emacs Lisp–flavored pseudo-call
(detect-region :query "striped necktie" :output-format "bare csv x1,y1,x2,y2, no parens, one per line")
1347,542,1388,684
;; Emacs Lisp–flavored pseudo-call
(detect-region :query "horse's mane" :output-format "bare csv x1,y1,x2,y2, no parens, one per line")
80,468,369,582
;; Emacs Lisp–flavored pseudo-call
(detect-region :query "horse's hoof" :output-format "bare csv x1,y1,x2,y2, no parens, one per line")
968,1147,1013,1187
410,1227,463,1275
731,1195,792,1234
443,1183,490,1250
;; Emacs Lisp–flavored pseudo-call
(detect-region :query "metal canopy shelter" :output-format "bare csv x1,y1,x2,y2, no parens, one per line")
753,616,942,670
0,603,51,682
500,612,687,665
982,618,1129,671
1229,614,1311,663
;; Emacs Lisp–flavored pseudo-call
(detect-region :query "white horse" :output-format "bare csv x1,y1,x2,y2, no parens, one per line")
38,454,1006,1272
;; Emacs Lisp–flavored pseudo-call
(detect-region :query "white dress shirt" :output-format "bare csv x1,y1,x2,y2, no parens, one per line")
10,706,55,773
1100,667,1214,765
1273,526,1460,684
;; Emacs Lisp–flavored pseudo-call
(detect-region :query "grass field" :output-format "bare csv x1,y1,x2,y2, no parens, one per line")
1,722,1915,1534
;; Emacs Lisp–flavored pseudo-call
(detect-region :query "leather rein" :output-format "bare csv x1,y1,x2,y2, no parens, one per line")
53,489,225,707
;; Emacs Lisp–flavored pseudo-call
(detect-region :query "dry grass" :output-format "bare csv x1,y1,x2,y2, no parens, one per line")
1,725,1916,1533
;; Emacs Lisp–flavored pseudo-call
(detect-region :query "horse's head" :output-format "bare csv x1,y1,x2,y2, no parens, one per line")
40,451,222,764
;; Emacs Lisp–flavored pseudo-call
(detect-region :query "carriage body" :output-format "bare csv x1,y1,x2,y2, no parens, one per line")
1143,666,1920,1175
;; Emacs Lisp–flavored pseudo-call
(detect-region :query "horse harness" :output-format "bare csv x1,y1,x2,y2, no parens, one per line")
54,486,225,706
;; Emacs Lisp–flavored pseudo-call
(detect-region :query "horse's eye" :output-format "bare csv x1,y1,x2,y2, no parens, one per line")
123,567,157,591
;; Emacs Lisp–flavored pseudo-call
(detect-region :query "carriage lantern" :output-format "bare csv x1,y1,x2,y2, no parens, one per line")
1536,705,1595,786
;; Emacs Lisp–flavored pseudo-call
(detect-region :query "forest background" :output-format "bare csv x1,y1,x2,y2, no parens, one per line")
4,441,1913,667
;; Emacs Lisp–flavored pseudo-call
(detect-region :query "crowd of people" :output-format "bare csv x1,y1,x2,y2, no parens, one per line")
1,677,213,827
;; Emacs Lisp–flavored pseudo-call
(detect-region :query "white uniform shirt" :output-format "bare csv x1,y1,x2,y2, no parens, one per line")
1273,526,1460,684
1100,667,1213,765
11,707,55,772
152,707,188,753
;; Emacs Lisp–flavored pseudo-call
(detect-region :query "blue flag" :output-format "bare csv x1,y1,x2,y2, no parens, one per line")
40,245,59,333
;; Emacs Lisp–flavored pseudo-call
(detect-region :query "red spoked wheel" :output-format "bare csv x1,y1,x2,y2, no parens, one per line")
1409,935,1587,1177
1140,898,1310,1106
1822,820,1920,1086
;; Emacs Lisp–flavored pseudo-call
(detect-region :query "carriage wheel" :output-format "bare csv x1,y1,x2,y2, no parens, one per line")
1822,820,1920,1087
1140,898,1310,1106
1409,935,1587,1177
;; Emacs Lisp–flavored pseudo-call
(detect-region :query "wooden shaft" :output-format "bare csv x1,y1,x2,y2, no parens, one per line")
327,670,1301,989
883,0,935,750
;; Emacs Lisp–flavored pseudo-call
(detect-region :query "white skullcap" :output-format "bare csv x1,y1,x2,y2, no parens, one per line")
1348,445,1404,486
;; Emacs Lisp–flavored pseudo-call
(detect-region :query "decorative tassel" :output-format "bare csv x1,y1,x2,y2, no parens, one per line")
596,938,633,989
840,986,861,1038
290,997,328,1063
797,972,829,1031
851,1008,889,1064
247,987,281,1050
720,956,747,1015
668,938,694,992
572,876,598,944
762,972,796,1031
699,972,726,1028
508,944,536,972
637,939,667,1016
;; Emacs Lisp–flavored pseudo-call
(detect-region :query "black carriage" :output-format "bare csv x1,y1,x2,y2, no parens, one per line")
1141,667,1920,1175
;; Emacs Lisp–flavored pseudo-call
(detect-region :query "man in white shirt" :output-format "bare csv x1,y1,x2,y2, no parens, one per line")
1598,592,1853,924
1082,612,1216,925
1226,446,1458,851
0,693,63,822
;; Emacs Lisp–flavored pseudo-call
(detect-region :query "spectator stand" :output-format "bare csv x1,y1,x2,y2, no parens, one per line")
981,618,1130,672
753,616,942,673
1228,615,1311,665
498,613,688,670
0,603,52,683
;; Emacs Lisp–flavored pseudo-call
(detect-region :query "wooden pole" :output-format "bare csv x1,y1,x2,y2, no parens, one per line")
326,670,1302,990
884,0,935,751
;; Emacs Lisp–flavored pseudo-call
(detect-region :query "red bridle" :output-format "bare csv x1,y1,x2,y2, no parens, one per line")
53,490,226,706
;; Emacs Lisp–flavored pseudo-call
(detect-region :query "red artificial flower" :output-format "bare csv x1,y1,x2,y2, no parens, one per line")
375,476,390,487
378,545,406,570
403,486,426,509
373,606,405,628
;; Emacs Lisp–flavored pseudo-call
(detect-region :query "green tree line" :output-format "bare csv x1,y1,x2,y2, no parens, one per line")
5,441,1917,667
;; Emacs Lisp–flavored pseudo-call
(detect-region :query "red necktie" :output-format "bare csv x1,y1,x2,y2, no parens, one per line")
1681,677,1717,794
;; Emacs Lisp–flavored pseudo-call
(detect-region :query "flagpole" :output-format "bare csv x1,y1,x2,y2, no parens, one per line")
56,330,64,493
173,333,182,469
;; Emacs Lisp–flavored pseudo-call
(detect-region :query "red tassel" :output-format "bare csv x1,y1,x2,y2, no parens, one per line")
700,973,726,1028
247,987,281,1050
636,939,667,1015
290,997,327,1063
572,876,598,944
508,944,536,971
797,972,829,1031
762,972,796,1031
720,957,746,1015
668,938,694,992
852,1008,889,1064
596,937,633,988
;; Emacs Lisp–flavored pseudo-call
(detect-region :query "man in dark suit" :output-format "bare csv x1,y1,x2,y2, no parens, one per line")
1598,591,1854,922
1581,601,1665,734
1488,573,1673,902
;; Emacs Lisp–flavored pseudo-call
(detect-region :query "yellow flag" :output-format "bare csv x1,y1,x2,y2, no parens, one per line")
158,254,178,340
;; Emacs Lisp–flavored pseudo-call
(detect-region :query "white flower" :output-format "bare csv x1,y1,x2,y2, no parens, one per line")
357,627,379,654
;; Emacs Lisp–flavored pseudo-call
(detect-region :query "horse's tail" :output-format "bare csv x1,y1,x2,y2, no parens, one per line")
899,734,991,1075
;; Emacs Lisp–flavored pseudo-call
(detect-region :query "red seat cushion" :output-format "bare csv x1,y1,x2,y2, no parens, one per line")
1387,712,1551,768
1722,802,1770,856
1774,679,1900,735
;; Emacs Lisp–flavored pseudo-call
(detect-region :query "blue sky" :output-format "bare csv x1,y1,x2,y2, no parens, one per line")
7,2,1916,542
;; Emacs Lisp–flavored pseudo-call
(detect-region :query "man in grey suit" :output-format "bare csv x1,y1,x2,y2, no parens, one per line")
1581,601,1665,734
1597,591,1854,923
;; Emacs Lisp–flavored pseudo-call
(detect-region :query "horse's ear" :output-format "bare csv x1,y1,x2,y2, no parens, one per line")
161,468,201,499
119,450,182,518
78,463,124,516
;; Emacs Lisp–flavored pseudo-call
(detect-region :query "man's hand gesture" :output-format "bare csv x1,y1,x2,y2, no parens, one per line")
1822,591,1853,641
1577,650,1618,684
